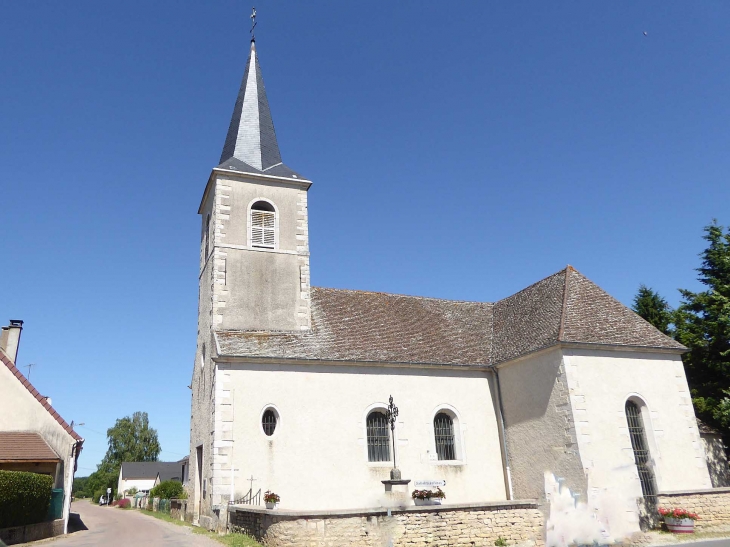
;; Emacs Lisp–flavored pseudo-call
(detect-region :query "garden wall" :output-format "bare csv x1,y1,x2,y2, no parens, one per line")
229,501,543,547
657,487,730,530
0,519,64,545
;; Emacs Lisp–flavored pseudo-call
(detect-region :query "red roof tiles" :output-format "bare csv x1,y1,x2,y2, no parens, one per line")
0,432,60,461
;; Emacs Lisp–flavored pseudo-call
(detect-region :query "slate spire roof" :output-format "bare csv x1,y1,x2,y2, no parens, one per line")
218,40,303,180
215,266,685,367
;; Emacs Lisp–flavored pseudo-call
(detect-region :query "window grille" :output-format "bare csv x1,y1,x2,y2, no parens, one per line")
262,409,277,436
434,412,457,460
366,411,390,462
626,400,657,505
251,202,276,249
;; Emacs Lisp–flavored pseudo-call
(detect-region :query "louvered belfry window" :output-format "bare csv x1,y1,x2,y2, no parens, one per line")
251,201,276,249
625,400,657,505
366,411,391,462
434,412,457,460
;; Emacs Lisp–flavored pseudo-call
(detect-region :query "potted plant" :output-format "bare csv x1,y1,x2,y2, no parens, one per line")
658,507,699,533
411,487,446,506
264,490,280,509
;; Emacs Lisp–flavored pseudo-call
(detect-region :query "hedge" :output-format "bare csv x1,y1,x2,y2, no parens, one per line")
0,470,53,528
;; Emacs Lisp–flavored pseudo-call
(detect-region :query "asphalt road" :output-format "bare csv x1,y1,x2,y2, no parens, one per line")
46,500,220,547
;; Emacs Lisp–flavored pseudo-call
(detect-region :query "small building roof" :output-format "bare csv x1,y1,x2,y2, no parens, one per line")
216,266,685,367
120,461,183,480
0,432,60,462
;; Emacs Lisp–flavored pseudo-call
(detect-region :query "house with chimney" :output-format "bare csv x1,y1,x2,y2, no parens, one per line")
188,31,725,545
0,320,84,536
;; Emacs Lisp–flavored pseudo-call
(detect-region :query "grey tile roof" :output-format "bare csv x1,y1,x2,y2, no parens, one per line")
217,288,493,366
121,461,183,480
215,267,685,367
218,41,303,181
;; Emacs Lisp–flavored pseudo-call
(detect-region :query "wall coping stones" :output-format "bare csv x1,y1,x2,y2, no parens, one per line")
228,499,539,519
659,487,730,496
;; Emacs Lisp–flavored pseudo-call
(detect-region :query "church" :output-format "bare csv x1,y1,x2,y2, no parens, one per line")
188,32,718,544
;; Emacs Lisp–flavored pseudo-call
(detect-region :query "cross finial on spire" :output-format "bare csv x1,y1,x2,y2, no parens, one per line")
250,7,257,42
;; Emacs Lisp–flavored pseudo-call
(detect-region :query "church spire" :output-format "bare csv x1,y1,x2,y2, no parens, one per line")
219,40,289,173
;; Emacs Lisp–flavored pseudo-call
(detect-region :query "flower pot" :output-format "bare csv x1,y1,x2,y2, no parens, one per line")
265,501,277,510
414,498,442,506
664,517,695,534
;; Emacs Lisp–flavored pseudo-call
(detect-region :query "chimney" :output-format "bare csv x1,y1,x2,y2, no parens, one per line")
0,320,24,363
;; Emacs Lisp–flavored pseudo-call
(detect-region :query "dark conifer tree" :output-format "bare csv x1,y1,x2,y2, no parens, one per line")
674,222,730,434
632,285,672,335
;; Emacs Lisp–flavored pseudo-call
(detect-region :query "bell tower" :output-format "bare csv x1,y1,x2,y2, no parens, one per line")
198,38,312,335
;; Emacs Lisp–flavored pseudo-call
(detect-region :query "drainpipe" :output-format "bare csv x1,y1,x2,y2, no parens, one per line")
489,366,514,500
63,439,83,534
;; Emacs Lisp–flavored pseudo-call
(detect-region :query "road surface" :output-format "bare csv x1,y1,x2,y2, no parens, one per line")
47,500,220,547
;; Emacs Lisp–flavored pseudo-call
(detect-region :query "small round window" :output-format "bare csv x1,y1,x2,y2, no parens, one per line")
262,409,277,436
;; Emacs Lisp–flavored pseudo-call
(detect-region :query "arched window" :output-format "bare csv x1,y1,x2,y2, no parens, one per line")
262,408,278,436
250,200,276,249
434,412,457,460
626,400,657,505
204,214,211,258
366,411,390,462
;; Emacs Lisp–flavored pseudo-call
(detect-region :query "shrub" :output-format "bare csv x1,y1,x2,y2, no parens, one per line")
150,480,186,500
0,470,53,528
117,499,131,509
264,491,280,504
126,486,138,496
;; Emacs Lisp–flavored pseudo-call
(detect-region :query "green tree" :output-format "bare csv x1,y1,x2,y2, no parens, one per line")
633,285,673,335
674,222,730,435
79,412,161,500
149,480,186,500
104,411,161,467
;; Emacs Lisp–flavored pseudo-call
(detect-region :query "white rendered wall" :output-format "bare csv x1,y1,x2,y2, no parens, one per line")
118,478,156,494
563,348,711,532
214,362,507,510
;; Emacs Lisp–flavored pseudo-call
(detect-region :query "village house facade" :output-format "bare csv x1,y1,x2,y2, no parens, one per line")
0,320,84,536
188,36,718,541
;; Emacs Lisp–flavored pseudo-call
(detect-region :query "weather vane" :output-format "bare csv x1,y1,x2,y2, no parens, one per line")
250,7,257,42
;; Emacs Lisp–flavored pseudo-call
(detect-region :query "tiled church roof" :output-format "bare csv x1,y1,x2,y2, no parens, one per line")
217,289,493,366
215,266,685,367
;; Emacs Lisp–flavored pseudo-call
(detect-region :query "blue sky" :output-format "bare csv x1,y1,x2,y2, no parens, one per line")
1,2,728,475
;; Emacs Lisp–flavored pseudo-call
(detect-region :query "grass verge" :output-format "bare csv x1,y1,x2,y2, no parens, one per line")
137,508,262,547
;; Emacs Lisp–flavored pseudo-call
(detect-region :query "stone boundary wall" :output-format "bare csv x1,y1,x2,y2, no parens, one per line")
229,501,544,547
0,519,64,545
657,487,730,530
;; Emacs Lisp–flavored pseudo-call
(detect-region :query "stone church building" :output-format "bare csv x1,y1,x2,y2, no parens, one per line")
189,37,718,541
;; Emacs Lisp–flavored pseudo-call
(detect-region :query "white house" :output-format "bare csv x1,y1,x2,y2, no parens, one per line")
188,36,714,538
117,461,185,496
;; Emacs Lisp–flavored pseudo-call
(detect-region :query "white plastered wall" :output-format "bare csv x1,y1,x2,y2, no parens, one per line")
563,348,711,532
213,362,507,510
0,362,78,530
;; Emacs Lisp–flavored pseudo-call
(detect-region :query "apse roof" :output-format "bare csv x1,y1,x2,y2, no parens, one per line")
215,267,685,367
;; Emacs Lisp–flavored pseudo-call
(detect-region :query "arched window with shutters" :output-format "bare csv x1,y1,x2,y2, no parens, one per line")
434,412,457,461
625,399,657,506
249,199,277,249
366,411,391,462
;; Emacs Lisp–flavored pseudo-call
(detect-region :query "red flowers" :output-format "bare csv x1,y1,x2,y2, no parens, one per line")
264,491,280,504
658,507,700,520
411,487,446,500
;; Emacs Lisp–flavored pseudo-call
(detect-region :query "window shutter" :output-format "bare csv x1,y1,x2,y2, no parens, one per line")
251,210,276,248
